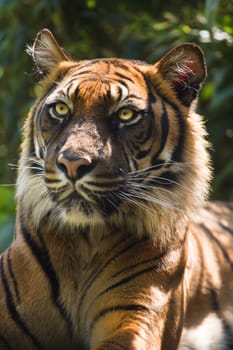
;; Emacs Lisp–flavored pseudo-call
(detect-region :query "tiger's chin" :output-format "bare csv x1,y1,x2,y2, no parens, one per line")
52,194,120,231
58,206,104,229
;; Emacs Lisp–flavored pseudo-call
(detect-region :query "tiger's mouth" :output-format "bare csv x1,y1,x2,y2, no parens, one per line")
48,182,123,220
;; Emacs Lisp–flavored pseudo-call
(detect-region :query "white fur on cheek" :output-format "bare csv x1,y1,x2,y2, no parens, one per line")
16,166,55,227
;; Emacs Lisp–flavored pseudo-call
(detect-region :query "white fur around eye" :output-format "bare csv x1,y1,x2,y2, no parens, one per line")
110,83,128,102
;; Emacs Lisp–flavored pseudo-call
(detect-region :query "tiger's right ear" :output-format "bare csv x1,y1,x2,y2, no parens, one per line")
26,29,71,76
156,43,207,106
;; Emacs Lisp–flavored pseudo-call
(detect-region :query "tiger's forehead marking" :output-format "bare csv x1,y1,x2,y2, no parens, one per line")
47,59,149,114
109,82,129,102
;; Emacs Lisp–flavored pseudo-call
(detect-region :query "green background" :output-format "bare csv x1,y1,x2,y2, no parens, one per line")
0,0,232,251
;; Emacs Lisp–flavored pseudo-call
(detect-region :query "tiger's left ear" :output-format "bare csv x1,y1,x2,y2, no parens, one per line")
26,29,71,76
157,43,207,106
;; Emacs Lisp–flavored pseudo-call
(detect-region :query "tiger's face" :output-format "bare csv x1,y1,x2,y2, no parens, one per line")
17,30,210,239
39,60,152,224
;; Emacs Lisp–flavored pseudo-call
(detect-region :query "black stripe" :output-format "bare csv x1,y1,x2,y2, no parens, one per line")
20,217,74,338
136,148,152,159
153,86,185,163
135,114,154,143
210,288,220,312
66,82,75,97
151,101,169,165
30,87,57,158
29,160,44,176
7,248,20,303
121,138,138,171
87,180,121,188
150,171,178,187
114,72,135,84
201,224,233,271
125,94,144,101
91,304,150,333
79,59,112,67
219,222,233,236
73,84,80,100
67,61,107,77
171,108,185,163
111,60,138,72
44,177,62,184
145,75,156,106
28,104,38,158
135,118,154,159
44,168,56,174
95,172,124,179
145,78,181,166
97,197,119,216
74,61,98,70
113,78,130,90
63,76,82,89
150,159,165,170
105,83,113,102
115,85,123,102
112,251,166,278
78,238,148,318
96,251,167,299
0,335,13,350
0,255,43,350
115,60,148,77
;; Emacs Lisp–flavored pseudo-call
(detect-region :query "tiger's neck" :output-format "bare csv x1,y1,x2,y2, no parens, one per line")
15,204,189,261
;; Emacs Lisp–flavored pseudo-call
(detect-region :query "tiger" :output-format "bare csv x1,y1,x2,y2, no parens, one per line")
0,28,232,350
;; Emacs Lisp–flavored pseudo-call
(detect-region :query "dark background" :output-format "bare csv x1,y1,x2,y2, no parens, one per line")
0,0,232,250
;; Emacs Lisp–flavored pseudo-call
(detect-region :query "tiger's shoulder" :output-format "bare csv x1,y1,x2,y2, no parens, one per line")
188,200,233,275
190,201,233,243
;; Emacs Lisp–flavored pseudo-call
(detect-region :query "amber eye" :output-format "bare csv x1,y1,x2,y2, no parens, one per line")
55,102,69,115
49,102,70,120
118,108,134,122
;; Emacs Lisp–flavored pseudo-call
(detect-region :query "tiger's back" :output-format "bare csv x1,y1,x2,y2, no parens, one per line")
0,29,232,350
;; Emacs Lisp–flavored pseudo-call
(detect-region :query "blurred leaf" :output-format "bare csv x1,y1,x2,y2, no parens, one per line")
0,187,15,252
0,220,14,252
205,0,220,28
201,82,214,100
211,85,233,108
0,187,15,215
213,159,233,198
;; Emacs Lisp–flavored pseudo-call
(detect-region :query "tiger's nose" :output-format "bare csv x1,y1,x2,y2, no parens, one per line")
57,151,95,180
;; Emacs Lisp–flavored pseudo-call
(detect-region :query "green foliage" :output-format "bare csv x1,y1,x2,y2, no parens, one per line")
0,0,232,251
0,187,15,251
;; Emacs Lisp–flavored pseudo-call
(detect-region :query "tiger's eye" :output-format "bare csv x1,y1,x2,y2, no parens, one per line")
49,102,70,120
54,102,69,116
118,108,134,121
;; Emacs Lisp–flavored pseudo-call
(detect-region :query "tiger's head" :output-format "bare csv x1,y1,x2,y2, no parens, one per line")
17,29,211,243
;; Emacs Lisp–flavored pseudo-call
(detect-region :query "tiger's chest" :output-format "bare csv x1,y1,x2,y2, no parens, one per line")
55,234,186,349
